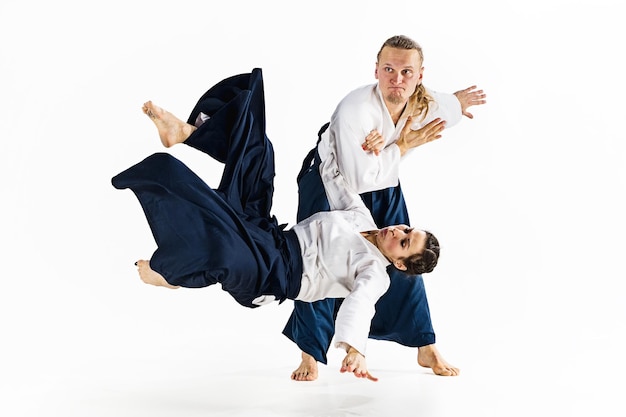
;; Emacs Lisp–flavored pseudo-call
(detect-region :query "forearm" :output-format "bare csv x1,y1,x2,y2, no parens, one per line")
333,134,401,192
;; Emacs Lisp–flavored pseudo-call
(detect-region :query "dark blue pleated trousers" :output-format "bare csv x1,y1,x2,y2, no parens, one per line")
112,69,302,308
282,124,436,364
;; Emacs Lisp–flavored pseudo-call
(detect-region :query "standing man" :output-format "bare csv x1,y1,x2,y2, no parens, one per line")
284,35,487,381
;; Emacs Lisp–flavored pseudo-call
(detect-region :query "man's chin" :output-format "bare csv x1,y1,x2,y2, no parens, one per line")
386,94,405,105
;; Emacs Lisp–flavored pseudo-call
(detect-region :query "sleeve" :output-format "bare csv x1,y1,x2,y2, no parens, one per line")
319,146,375,224
333,258,390,355
328,94,402,194
423,89,463,128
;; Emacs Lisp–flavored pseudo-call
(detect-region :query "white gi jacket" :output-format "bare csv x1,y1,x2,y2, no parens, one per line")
318,83,462,193
292,145,390,355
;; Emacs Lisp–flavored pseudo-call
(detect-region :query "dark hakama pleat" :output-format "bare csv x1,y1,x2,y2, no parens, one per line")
112,69,301,308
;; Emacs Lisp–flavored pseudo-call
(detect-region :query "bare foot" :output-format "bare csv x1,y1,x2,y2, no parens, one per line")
142,101,196,148
417,344,460,376
290,352,318,381
135,260,179,289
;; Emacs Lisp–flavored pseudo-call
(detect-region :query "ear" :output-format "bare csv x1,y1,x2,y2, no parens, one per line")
374,64,379,80
394,260,407,271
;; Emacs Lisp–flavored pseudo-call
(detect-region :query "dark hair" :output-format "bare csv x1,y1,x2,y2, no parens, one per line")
400,230,440,275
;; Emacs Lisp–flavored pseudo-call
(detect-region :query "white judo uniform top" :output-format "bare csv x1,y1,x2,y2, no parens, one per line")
318,83,462,194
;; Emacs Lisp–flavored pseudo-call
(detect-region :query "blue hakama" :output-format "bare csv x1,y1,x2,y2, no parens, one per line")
112,69,302,308
282,124,435,364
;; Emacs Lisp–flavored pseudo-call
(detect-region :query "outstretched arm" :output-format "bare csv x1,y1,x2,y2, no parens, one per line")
362,86,483,156
454,85,487,119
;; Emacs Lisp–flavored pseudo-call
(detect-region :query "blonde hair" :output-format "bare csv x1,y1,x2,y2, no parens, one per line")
377,35,433,121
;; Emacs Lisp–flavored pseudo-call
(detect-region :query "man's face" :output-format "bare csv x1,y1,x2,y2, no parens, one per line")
375,47,424,106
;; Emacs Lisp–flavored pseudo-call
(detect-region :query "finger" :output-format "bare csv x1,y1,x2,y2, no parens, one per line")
341,360,356,371
362,143,375,152
431,120,446,131
354,368,377,381
425,117,442,127
423,118,445,134
366,371,379,382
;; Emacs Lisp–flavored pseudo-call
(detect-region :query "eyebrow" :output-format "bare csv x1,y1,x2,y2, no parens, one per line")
405,231,413,251
382,63,415,70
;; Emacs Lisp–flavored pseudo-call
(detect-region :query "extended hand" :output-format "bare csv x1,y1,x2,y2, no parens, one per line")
453,85,487,119
340,348,378,382
396,116,446,156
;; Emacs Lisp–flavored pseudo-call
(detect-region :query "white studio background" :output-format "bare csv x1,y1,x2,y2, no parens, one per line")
1,1,624,416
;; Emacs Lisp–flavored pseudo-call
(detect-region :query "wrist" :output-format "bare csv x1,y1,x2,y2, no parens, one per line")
395,142,407,157
347,346,361,355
